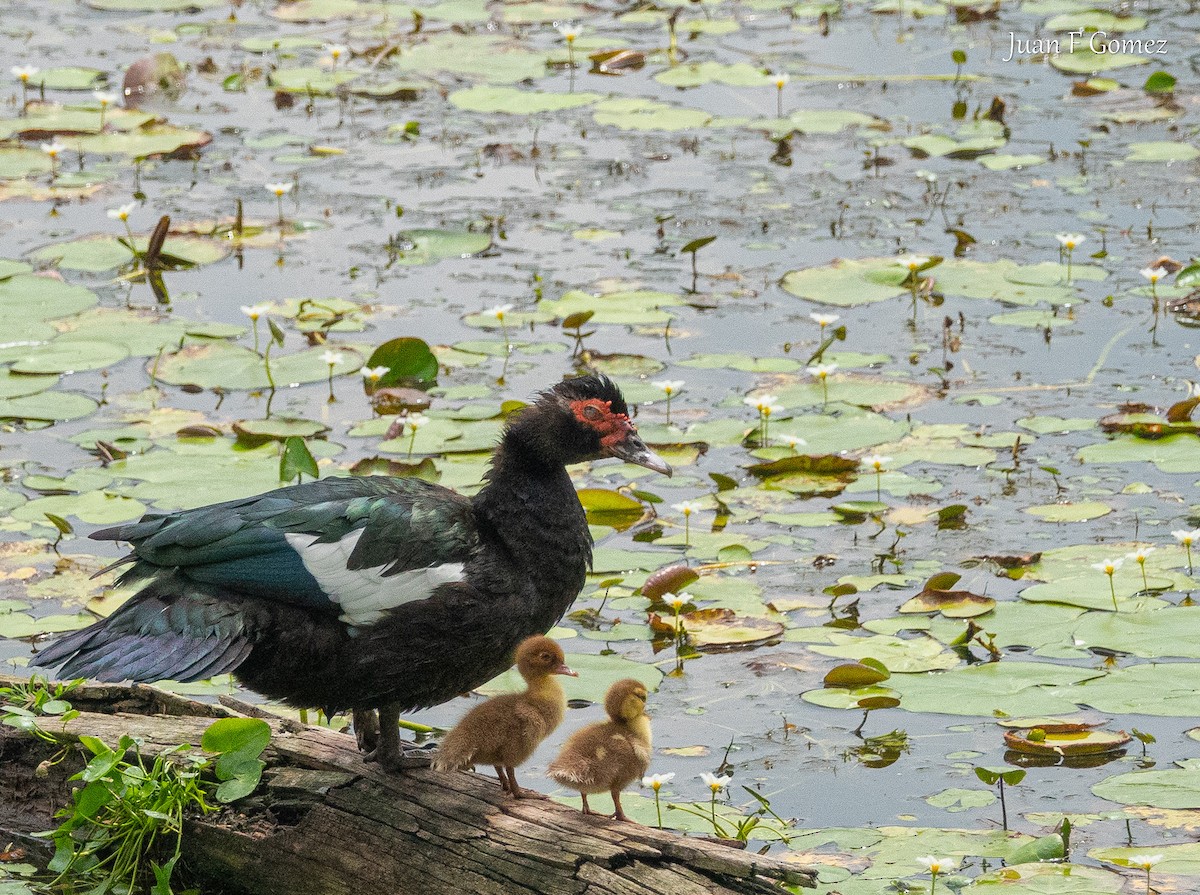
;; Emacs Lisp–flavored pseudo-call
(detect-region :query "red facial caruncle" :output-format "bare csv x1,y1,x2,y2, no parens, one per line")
569,398,635,449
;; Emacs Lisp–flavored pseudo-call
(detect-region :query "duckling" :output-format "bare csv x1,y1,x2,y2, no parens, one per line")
547,678,651,822
433,635,576,798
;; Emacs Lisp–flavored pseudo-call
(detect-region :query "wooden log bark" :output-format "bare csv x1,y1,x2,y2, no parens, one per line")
0,677,815,895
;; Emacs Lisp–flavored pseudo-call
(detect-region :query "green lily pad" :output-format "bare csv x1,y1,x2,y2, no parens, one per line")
1025,501,1112,522
392,34,547,83
1045,10,1146,31
53,309,242,356
75,125,213,159
1077,663,1200,716
1079,433,1200,472
0,340,129,374
539,289,686,325
1093,767,1200,809
0,104,155,140
593,98,713,131
780,258,908,306
0,275,97,321
1051,48,1148,74
449,86,603,114
966,863,1122,893
13,491,146,525
810,632,959,673
979,154,1046,171
0,391,98,423
153,342,363,390
37,67,108,90
0,148,53,179
268,67,362,96
0,370,58,399
387,229,491,265
682,608,784,649
31,234,229,272
772,407,910,455
654,62,770,89
1126,141,1200,163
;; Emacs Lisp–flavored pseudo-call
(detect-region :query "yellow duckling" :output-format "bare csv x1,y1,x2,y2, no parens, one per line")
547,678,651,822
433,635,576,798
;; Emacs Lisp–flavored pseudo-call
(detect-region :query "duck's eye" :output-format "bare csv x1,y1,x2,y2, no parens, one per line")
582,404,602,421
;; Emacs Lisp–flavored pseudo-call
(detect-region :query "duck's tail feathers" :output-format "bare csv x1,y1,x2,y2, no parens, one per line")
31,575,254,684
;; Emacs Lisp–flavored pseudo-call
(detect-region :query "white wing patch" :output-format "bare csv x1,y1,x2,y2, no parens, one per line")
285,531,465,627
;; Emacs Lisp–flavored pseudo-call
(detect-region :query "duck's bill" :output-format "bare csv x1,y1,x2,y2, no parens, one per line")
606,434,673,477
555,663,579,677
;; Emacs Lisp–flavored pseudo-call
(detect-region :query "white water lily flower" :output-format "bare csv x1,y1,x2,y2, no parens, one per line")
321,350,345,366
240,304,270,320
12,65,38,82
265,181,293,197
40,141,65,158
863,454,892,472
1056,233,1085,250
668,593,688,611
915,856,958,874
807,364,837,380
653,380,685,396
107,202,136,221
1173,529,1200,546
556,22,580,42
700,772,731,792
895,255,929,271
1140,266,1167,285
1092,558,1123,576
360,366,389,381
743,394,780,415
642,773,675,791
325,44,349,61
488,303,514,322
672,501,698,517
1126,546,1155,564
1129,854,1163,870
93,90,118,107
809,312,839,327
406,413,429,431
772,71,790,89
781,435,807,448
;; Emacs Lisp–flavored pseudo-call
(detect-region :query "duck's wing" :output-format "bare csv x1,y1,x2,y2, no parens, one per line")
92,475,480,625
32,476,479,683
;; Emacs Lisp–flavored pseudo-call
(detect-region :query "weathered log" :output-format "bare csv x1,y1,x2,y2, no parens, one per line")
0,677,815,895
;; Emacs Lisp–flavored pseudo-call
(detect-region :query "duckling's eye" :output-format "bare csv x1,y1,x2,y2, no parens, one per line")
582,404,602,421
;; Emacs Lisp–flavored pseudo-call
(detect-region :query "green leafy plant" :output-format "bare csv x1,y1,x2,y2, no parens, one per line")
974,765,1025,830
43,717,270,895
1,675,81,743
280,435,320,484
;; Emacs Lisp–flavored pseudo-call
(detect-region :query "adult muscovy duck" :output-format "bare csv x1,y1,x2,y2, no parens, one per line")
33,375,670,769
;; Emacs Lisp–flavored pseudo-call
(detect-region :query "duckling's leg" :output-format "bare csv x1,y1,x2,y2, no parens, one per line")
494,765,511,794
611,789,631,823
353,708,379,754
580,794,594,815
503,766,525,798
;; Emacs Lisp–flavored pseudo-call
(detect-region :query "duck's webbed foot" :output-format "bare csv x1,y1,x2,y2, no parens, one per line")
362,704,433,772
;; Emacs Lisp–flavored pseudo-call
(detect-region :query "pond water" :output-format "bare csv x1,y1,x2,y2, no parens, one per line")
2,0,1200,891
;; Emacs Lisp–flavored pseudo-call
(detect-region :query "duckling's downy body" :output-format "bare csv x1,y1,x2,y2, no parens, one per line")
547,678,651,822
433,635,575,797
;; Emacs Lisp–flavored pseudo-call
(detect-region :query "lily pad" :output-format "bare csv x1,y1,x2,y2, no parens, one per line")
31,234,229,272
153,343,363,390
593,98,713,131
780,258,908,306
681,608,784,649
387,229,491,265
449,86,602,114
0,391,98,423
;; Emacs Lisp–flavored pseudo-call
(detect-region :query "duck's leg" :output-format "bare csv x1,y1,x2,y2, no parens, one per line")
353,708,379,754
366,703,403,771
494,765,511,793
611,789,632,823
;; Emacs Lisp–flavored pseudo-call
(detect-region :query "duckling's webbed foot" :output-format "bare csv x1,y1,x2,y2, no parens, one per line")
611,790,634,823
353,708,379,753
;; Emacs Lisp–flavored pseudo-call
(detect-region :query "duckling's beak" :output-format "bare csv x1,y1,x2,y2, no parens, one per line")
606,433,673,477
555,663,579,677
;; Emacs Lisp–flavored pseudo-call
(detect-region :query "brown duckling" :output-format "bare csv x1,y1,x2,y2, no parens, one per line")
433,635,576,797
547,678,651,822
